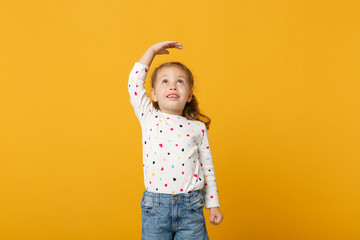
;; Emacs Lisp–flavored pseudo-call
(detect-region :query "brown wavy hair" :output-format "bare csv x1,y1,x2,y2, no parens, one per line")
150,62,211,130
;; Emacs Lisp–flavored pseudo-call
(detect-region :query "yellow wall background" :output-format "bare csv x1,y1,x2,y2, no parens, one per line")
1,0,359,239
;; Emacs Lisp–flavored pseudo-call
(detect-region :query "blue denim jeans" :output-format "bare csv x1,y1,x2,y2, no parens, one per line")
140,189,209,240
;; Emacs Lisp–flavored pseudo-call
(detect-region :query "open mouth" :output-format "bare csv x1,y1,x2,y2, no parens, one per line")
166,94,179,99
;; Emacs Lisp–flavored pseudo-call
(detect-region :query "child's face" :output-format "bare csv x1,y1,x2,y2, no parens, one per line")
151,66,193,116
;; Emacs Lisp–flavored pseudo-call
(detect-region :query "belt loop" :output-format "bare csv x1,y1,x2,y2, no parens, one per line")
154,192,159,208
185,191,190,205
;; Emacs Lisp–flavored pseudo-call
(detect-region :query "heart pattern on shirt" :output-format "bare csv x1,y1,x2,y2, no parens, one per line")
129,63,218,206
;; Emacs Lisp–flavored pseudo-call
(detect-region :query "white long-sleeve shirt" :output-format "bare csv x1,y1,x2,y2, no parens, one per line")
128,62,220,209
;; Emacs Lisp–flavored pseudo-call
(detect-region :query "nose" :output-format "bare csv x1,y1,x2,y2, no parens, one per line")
170,84,177,90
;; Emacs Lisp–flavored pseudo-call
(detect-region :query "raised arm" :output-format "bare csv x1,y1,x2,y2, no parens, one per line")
128,41,183,126
138,40,183,67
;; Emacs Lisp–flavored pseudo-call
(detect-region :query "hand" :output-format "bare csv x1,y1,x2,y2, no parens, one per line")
138,40,183,67
209,207,223,225
151,40,183,55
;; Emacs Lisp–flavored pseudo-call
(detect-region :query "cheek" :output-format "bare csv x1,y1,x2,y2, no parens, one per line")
181,87,191,95
157,88,166,97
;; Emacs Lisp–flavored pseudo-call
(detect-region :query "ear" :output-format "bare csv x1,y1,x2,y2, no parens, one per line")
187,89,193,102
151,88,158,102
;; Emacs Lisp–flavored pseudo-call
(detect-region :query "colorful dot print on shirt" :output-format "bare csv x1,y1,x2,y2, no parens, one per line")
128,62,220,209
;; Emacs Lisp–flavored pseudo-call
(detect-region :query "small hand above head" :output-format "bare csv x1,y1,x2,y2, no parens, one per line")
151,40,183,55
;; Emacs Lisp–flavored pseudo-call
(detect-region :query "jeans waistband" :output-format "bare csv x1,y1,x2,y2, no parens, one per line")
143,189,202,205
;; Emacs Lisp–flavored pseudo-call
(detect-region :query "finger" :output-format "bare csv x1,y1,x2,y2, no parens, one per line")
215,215,223,225
167,40,178,44
167,42,182,48
169,43,180,48
165,41,177,46
163,41,183,50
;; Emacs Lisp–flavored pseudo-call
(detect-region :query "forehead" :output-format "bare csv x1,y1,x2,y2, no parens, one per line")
157,66,187,78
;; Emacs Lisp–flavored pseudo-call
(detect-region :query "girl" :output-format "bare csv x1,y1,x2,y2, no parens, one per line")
128,40,223,240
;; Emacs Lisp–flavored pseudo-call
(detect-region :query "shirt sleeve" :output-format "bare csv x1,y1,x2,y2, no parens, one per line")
128,62,156,127
198,124,220,209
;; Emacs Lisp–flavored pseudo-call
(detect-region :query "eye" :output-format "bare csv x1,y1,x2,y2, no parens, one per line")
161,80,168,84
177,80,184,84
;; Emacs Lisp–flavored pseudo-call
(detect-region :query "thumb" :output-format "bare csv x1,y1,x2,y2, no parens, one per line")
214,216,220,225
159,49,169,55
210,213,215,225
215,214,223,225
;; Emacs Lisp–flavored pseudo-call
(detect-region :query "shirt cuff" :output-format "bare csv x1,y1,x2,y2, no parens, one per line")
205,201,220,209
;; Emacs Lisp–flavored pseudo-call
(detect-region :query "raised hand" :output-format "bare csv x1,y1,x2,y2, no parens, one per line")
151,40,183,55
138,40,183,67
